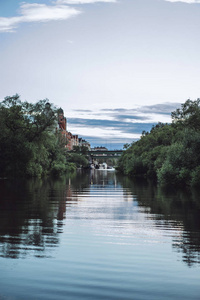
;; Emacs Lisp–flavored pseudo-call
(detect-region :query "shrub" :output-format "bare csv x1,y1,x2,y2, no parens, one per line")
157,162,178,186
191,166,200,187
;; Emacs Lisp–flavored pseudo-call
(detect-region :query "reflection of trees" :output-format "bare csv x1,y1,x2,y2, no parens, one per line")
116,174,200,266
0,175,90,259
2,170,199,265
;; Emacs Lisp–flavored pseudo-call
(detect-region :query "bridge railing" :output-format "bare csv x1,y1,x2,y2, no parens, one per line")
88,150,123,157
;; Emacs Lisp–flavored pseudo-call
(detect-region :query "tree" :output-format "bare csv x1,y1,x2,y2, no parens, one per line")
0,95,66,177
171,98,200,130
118,98,200,186
73,145,89,155
0,94,58,142
66,153,88,168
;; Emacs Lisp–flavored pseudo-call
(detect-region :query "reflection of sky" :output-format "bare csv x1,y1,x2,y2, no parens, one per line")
65,181,183,248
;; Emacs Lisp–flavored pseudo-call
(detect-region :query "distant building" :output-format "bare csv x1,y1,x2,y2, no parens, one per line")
72,135,79,148
91,146,108,151
79,138,91,150
66,132,73,151
57,108,68,146
58,108,67,131
57,109,90,151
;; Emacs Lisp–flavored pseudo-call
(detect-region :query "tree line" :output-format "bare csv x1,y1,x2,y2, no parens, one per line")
0,95,89,178
117,98,200,187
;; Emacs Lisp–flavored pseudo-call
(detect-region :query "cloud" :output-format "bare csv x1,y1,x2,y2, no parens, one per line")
101,108,126,112
78,136,135,149
0,0,117,32
67,102,182,148
0,2,81,32
101,102,181,116
115,115,150,121
68,117,155,134
73,109,93,112
138,103,181,115
165,0,200,3
56,0,116,4
65,101,183,149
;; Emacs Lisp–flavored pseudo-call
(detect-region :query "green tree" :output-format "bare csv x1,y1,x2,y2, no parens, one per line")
66,153,89,168
0,94,68,177
117,98,200,186
171,98,200,130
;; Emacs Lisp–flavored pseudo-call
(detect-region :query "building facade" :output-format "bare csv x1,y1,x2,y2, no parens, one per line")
57,109,90,151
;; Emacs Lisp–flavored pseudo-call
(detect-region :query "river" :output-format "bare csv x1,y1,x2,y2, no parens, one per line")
0,170,200,300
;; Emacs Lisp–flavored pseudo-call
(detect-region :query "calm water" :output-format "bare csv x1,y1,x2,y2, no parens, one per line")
0,170,200,300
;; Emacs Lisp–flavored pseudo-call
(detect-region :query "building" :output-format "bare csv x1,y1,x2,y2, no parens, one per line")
79,138,91,150
57,108,68,146
91,146,108,151
57,109,90,151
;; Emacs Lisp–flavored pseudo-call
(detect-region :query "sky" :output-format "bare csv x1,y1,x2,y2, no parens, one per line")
0,0,200,149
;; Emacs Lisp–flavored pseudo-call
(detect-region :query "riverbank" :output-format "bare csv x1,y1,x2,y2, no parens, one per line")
117,99,200,187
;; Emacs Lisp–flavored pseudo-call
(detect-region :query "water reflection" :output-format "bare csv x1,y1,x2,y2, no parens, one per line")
0,171,200,267
117,175,200,266
0,174,88,259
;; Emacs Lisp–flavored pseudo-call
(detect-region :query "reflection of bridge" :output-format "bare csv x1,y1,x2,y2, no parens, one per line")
89,150,123,159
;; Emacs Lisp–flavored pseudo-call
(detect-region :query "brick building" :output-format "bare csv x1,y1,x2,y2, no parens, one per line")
57,109,90,151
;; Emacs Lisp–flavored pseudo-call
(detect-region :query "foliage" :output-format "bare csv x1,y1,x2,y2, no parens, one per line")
171,98,200,130
117,99,200,187
72,145,89,155
0,94,76,178
66,153,89,168
67,145,89,168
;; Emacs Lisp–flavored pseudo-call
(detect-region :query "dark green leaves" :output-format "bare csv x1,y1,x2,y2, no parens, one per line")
118,98,200,187
0,95,67,178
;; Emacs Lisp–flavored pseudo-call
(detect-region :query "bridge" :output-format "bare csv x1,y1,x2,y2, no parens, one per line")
88,150,123,159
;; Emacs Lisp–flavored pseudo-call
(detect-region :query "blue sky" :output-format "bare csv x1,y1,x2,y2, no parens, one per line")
0,0,200,148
